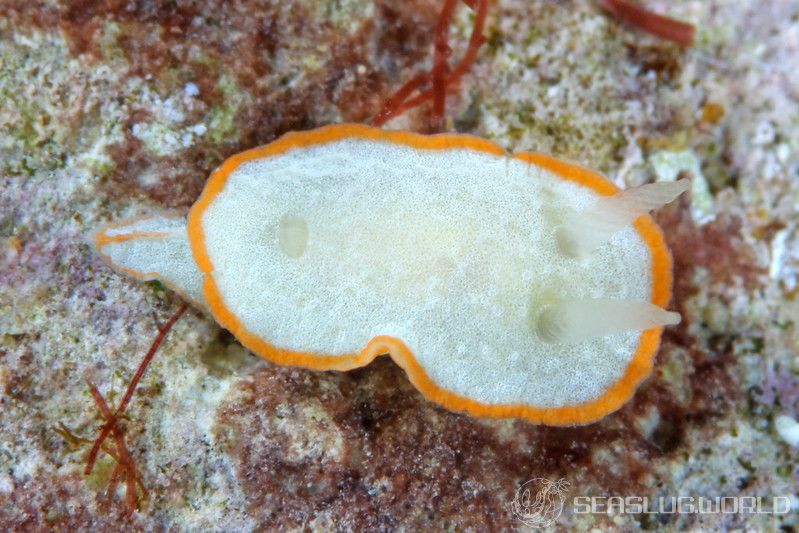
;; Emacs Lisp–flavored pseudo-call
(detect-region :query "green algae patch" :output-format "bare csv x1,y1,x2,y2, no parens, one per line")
132,122,185,157
474,2,641,174
206,75,247,145
0,33,127,177
85,456,117,492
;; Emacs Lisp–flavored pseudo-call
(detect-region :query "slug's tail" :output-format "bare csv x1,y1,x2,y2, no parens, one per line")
92,212,208,311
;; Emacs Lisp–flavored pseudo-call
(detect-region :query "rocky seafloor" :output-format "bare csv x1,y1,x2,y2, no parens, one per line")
1,0,798,530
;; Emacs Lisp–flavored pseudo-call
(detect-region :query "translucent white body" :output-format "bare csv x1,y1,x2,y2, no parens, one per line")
199,140,652,407
95,135,683,413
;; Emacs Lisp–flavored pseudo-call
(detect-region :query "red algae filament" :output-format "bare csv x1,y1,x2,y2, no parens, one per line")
598,0,696,46
431,0,458,127
79,303,187,511
371,0,488,128
86,381,143,511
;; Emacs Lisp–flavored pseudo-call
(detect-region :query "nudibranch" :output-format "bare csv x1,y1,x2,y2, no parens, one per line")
94,124,688,425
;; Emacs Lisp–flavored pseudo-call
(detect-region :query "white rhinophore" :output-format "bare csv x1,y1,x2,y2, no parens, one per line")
537,299,681,344
556,179,690,258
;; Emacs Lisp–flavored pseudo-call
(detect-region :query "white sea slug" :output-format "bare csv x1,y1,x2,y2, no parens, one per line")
94,124,688,425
